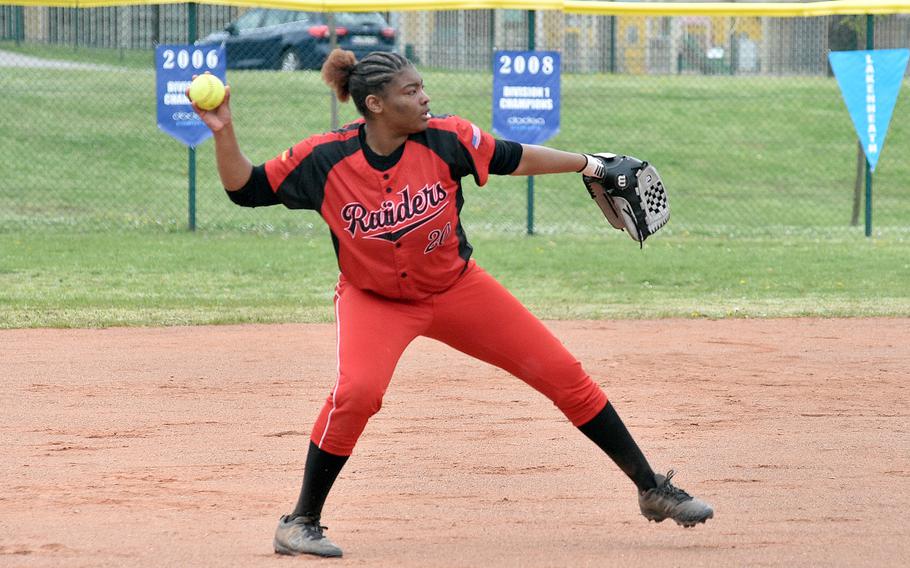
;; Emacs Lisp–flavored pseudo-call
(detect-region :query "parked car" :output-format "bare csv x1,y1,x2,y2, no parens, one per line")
196,9,397,71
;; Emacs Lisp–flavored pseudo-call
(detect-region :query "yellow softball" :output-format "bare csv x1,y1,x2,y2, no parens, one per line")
188,73,225,110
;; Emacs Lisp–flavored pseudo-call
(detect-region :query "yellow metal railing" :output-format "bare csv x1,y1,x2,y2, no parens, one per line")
6,0,910,17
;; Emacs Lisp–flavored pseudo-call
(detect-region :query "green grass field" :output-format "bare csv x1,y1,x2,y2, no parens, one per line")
1,230,908,328
1,44,908,327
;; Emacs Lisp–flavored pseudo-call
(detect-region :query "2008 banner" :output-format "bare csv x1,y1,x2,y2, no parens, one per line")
492,50,561,145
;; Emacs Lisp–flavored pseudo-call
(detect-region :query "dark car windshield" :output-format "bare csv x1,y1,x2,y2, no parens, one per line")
232,9,265,32
228,9,387,30
261,10,303,27
334,13,388,27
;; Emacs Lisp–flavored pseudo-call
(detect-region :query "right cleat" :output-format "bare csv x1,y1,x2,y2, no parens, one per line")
638,470,714,528
273,514,343,557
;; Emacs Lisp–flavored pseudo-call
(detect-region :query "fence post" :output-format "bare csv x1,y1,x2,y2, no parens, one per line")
864,14,873,237
489,10,496,66
526,10,536,236
15,6,24,46
188,2,198,231
71,7,78,51
609,15,616,73
329,13,339,130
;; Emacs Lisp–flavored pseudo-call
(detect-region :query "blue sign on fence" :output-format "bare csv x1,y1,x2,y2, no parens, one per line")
155,45,226,148
828,49,909,172
492,51,561,145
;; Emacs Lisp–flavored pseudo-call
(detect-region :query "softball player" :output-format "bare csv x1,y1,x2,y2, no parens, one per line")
191,49,713,558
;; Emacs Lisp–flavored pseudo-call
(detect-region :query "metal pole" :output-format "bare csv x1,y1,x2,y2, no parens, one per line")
609,16,616,73
864,14,874,238
15,6,24,46
72,7,78,52
489,10,496,70
329,13,339,130
527,177,535,235
864,160,872,238
526,10,536,235
189,148,197,231
188,3,198,231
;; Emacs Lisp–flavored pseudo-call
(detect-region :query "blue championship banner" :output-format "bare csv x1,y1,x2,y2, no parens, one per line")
492,51,561,145
155,45,226,148
828,49,909,172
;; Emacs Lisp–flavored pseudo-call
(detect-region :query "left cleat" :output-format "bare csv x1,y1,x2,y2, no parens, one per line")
638,470,714,528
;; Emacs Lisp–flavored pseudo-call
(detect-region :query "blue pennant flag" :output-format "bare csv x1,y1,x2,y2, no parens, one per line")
492,51,561,145
828,49,909,172
155,45,226,148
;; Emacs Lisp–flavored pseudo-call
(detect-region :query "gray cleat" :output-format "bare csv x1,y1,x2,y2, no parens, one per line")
639,470,714,528
273,514,343,557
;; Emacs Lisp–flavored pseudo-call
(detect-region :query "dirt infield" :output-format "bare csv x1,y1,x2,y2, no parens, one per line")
1,319,908,567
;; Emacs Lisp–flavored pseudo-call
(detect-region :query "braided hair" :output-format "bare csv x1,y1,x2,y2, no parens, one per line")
321,49,412,117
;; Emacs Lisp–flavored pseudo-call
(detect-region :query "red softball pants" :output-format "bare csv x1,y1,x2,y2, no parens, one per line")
310,261,609,456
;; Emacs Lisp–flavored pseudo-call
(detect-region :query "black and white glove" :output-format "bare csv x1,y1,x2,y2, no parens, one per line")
580,153,670,244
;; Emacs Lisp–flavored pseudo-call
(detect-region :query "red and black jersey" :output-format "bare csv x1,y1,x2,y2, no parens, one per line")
228,115,522,300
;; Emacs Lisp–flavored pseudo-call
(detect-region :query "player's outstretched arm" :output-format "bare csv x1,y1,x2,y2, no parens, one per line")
511,144,589,177
188,84,253,191
211,120,253,192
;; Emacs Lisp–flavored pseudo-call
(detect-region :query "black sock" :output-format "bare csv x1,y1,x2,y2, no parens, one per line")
291,441,349,522
578,402,657,492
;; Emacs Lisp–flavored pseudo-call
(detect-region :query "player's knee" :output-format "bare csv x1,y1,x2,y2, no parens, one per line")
529,358,586,389
513,356,574,385
525,362,604,416
333,379,386,419
551,377,608,424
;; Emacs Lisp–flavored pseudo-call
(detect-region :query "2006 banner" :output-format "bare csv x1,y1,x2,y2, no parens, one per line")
155,45,226,148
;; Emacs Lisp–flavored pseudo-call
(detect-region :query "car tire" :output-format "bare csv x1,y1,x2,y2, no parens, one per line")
279,49,301,71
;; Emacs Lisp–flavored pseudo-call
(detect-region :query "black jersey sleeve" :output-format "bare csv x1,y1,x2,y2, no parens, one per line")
423,116,497,187
225,165,281,208
489,140,523,175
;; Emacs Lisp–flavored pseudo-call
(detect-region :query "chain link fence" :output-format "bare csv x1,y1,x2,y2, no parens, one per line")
1,3,909,237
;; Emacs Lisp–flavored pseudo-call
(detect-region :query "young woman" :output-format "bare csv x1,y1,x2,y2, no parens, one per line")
191,49,713,558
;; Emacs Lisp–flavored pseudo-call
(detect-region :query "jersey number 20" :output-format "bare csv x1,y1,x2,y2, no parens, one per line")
425,223,452,254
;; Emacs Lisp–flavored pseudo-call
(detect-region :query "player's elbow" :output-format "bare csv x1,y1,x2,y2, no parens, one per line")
224,165,280,208
225,186,258,207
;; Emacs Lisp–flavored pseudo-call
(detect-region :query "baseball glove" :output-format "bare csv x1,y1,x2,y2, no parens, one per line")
580,153,670,244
